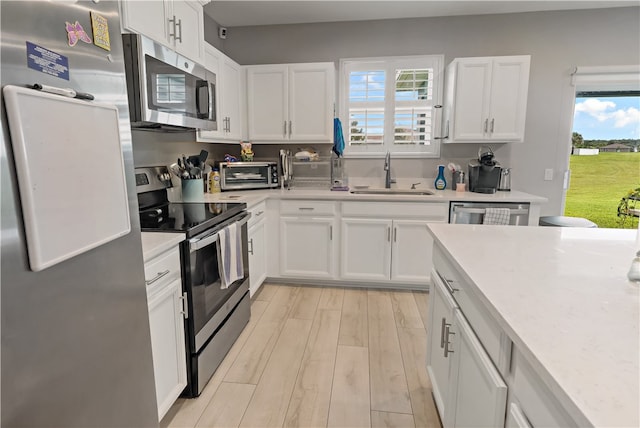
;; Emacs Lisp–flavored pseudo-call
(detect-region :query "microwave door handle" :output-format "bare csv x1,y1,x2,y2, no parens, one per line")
195,80,209,119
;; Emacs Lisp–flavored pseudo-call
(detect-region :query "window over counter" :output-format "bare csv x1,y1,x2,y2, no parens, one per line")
339,55,444,158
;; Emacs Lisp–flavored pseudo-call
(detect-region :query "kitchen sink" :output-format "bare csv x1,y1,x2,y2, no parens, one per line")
350,188,435,196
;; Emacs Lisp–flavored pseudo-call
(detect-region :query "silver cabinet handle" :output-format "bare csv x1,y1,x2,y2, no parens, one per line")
393,227,397,243
180,292,189,319
329,225,333,241
169,15,177,40
490,118,495,133
444,323,454,358
255,210,265,217
484,118,488,133
444,277,459,294
298,207,314,211
145,270,170,286
387,226,391,242
248,238,254,255
289,120,292,135
440,317,446,349
227,117,231,133
176,18,183,42
284,121,287,137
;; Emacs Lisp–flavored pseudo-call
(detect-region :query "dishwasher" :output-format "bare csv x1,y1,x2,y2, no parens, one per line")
449,202,530,225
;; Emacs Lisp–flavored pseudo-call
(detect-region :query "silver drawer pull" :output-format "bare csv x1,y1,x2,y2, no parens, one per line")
444,278,459,293
145,270,170,286
298,207,314,211
440,317,446,349
256,210,265,217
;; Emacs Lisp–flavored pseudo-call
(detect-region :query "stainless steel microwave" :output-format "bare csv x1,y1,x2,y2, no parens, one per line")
122,34,217,130
220,162,279,190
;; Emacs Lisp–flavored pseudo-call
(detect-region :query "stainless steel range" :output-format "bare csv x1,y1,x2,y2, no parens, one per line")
135,166,251,397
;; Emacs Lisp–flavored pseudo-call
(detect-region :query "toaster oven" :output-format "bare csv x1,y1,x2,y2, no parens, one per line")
219,162,279,190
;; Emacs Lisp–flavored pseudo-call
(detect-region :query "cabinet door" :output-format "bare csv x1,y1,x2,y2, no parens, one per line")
446,309,507,428
120,0,170,45
390,219,434,285
147,278,187,420
487,56,530,142
222,58,244,140
247,66,288,141
340,218,391,281
171,0,204,62
426,273,458,420
288,63,334,142
451,59,492,141
248,220,267,297
197,43,223,141
279,216,336,278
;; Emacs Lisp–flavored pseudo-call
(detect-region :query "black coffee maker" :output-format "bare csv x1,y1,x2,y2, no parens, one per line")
468,146,501,194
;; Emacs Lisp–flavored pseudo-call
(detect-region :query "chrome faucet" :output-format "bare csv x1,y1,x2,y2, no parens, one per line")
384,151,392,189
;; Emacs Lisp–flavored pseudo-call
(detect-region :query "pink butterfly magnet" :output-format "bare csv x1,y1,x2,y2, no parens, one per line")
65,21,92,47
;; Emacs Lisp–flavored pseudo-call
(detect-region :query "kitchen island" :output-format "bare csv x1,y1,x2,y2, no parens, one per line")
426,224,639,427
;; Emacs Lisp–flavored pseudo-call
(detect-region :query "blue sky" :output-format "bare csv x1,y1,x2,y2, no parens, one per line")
573,96,640,140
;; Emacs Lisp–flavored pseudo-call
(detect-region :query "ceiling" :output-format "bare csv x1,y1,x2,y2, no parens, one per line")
204,1,638,27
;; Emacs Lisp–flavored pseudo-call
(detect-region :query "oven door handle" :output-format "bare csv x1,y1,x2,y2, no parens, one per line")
188,212,251,252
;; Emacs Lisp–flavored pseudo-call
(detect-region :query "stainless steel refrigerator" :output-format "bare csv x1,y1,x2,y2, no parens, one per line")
1,1,159,426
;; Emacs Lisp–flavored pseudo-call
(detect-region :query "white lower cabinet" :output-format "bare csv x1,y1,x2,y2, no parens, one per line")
447,309,507,427
278,200,337,279
427,248,507,428
510,349,576,427
341,218,391,281
426,272,458,417
144,246,187,421
248,202,267,296
340,202,447,286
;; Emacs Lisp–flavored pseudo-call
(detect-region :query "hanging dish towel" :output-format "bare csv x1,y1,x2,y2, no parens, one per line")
333,118,345,157
218,222,244,288
483,208,511,225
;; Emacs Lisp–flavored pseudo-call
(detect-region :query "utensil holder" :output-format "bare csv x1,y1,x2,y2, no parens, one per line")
182,179,204,202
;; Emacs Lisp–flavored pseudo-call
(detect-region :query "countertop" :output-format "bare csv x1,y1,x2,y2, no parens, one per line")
167,187,548,206
140,232,184,263
427,224,639,427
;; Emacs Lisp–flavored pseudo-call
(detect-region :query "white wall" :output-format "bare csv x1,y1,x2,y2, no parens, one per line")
206,6,640,215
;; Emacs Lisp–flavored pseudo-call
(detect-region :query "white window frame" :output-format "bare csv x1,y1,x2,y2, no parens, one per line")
339,55,444,158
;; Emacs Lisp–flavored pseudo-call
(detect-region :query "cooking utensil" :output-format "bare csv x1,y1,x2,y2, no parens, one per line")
169,163,181,178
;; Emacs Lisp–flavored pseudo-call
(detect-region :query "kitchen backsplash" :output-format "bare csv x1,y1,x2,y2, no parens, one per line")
131,130,513,189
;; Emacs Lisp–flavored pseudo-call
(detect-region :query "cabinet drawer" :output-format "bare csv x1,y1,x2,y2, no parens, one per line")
433,248,510,374
342,201,447,220
280,200,336,216
511,349,576,427
144,247,181,292
248,201,267,228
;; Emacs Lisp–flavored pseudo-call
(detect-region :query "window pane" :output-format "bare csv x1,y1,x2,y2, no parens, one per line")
349,70,385,102
395,69,432,101
394,107,431,145
349,108,385,145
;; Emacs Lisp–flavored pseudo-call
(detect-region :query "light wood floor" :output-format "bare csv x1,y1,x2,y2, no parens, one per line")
161,283,441,428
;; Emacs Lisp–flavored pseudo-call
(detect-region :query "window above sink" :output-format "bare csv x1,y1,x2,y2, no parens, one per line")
339,55,445,159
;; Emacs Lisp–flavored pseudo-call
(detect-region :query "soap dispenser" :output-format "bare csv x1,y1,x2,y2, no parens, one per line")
435,165,447,190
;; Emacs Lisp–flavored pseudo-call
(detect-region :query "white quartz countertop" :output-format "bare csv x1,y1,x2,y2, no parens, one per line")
427,224,639,427
140,232,184,263
167,187,547,205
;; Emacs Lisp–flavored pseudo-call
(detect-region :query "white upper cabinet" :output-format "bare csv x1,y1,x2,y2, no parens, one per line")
198,43,245,143
120,0,205,63
443,55,530,143
246,63,335,143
